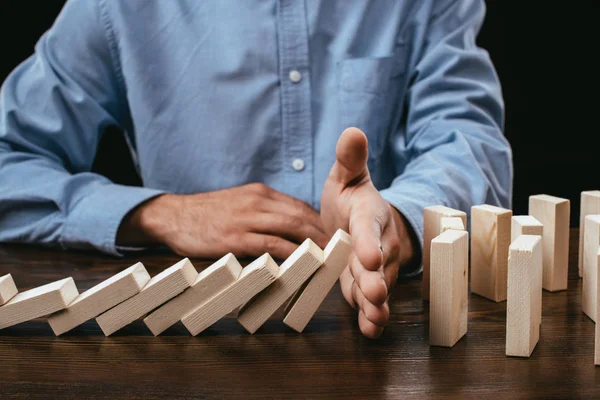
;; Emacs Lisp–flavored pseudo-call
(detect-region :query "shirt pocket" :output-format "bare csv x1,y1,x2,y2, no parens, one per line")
337,49,408,166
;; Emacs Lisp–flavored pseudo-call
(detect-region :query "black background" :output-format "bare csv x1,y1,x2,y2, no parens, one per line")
1,1,598,225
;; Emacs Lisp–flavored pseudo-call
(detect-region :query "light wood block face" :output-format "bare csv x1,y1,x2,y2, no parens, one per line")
238,239,324,334
0,274,18,305
423,206,467,301
182,254,278,336
96,258,197,336
283,230,352,333
440,217,465,232
471,204,513,302
529,194,571,292
48,263,151,336
580,191,600,278
506,235,542,358
511,216,543,244
582,215,600,322
429,229,469,347
144,254,242,336
595,249,600,366
0,278,79,330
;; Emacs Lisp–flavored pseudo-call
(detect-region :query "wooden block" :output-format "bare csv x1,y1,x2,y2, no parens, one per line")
283,230,352,333
582,215,600,322
96,258,197,336
429,229,469,347
238,239,324,334
182,253,278,336
144,254,242,336
440,217,465,232
506,235,542,358
0,278,79,330
48,263,151,336
0,274,18,305
471,204,512,302
423,206,467,301
529,194,570,292
579,191,600,278
511,215,543,243
595,249,600,366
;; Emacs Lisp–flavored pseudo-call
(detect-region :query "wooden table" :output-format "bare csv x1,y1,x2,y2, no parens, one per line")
0,228,598,399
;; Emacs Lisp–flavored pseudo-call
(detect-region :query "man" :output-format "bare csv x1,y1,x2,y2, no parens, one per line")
0,0,512,338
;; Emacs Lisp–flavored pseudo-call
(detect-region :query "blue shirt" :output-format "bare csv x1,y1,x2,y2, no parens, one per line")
0,0,512,257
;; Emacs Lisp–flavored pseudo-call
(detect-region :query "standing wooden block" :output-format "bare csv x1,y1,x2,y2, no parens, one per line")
529,194,570,292
423,206,467,301
0,278,79,330
429,229,469,347
48,263,151,336
0,274,18,305
440,217,465,232
283,230,353,333
582,215,600,321
511,216,543,244
471,204,512,302
506,235,542,358
96,258,197,336
144,254,242,336
182,253,278,336
579,191,600,278
595,249,600,365
238,239,324,334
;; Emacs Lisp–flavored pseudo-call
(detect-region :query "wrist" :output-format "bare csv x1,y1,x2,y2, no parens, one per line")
388,203,420,270
117,193,175,247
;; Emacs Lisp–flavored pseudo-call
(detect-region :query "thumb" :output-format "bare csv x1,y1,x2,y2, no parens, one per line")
329,127,370,187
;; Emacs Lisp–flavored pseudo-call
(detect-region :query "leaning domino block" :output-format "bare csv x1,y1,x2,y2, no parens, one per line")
0,278,79,330
0,274,18,305
48,263,151,335
144,254,242,336
283,230,353,332
471,204,512,302
529,194,570,292
429,229,469,347
238,239,324,334
580,191,600,278
511,215,543,244
423,206,467,301
595,249,600,365
583,215,600,321
96,259,197,336
440,217,465,232
506,235,542,358
182,253,278,336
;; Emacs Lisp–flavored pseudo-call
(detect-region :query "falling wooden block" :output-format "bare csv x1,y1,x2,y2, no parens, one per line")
429,229,469,347
144,254,242,336
283,230,352,333
440,217,465,232
0,278,79,330
595,249,600,366
182,253,278,336
423,206,467,301
579,191,600,278
529,194,570,292
48,263,151,336
471,204,512,302
582,215,600,322
0,274,18,305
96,258,197,336
511,215,543,244
238,239,324,334
506,235,542,358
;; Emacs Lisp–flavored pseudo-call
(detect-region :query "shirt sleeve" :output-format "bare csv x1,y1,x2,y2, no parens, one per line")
380,0,513,272
0,0,164,256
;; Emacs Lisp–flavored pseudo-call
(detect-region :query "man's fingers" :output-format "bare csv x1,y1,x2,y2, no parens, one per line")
238,233,298,260
340,266,356,309
245,212,328,249
358,310,384,339
349,206,384,272
328,127,370,187
352,281,389,327
349,254,387,306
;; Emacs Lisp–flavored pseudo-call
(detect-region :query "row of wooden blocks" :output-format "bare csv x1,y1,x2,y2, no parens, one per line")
424,194,570,358
0,230,353,336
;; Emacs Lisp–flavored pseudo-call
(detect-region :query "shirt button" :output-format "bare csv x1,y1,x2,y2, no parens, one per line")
292,158,305,171
289,70,302,83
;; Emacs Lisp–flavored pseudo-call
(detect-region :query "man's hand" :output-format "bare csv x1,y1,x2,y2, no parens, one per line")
321,127,418,339
117,183,329,260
